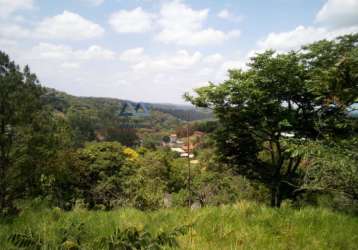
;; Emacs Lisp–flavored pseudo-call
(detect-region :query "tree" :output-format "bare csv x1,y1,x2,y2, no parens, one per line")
162,135,170,143
104,127,139,147
0,52,74,215
0,51,45,214
185,34,358,207
67,106,98,146
68,142,134,209
298,139,358,208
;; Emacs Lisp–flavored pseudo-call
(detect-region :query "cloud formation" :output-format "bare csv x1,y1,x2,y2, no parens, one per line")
108,1,240,46
31,43,115,61
1,0,358,103
257,0,358,52
217,9,243,22
128,49,202,73
119,48,146,62
35,11,104,40
316,0,358,28
0,0,33,18
109,7,155,33
156,1,240,46
258,25,358,51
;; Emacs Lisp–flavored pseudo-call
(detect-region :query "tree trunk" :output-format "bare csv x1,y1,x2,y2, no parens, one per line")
270,184,282,208
0,158,9,214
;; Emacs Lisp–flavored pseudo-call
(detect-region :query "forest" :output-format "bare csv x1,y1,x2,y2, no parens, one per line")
0,34,357,249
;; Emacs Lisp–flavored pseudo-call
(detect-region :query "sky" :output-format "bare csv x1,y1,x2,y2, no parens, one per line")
1,0,358,104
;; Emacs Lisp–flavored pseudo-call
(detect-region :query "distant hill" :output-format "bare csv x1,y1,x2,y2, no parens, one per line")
43,88,212,122
41,88,214,147
149,102,213,121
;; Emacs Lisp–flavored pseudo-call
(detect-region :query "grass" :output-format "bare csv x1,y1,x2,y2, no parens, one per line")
1,201,358,249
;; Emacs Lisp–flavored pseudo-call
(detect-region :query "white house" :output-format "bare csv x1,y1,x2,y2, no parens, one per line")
169,134,177,143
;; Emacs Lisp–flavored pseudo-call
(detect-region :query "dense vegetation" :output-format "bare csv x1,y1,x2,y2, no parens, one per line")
0,33,357,249
186,33,358,208
1,201,358,249
43,88,211,147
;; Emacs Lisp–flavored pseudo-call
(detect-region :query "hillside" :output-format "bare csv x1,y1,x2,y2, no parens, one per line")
41,88,213,147
43,88,212,123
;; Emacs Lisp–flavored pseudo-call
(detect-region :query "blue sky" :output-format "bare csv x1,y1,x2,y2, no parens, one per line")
1,0,358,103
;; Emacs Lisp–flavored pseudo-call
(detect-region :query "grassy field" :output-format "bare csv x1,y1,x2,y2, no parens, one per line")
1,201,357,249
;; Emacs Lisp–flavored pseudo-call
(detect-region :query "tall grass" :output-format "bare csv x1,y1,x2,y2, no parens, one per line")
1,201,357,249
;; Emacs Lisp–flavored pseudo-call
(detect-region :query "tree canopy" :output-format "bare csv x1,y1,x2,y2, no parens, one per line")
186,34,358,207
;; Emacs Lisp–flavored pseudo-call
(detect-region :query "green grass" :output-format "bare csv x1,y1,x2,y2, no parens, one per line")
1,201,358,249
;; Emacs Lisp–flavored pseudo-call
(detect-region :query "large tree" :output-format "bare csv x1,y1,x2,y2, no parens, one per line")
186,34,358,207
0,52,44,214
0,51,71,215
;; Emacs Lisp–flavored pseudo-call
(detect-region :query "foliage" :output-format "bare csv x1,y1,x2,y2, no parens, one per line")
104,127,140,147
2,202,358,250
0,51,72,216
123,147,140,160
68,141,135,209
44,89,185,146
97,225,189,249
185,34,358,207
295,139,358,212
162,135,170,143
7,228,43,250
67,105,98,146
154,107,213,121
191,120,218,133
124,149,177,210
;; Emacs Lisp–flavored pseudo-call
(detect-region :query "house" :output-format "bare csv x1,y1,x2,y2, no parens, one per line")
282,132,295,138
169,134,177,144
171,147,185,153
180,153,194,158
193,131,205,137
182,143,195,152
95,130,106,141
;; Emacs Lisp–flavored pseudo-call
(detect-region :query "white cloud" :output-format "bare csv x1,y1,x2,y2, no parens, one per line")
257,0,358,52
218,9,243,22
131,50,202,72
78,45,115,60
61,62,80,69
32,43,72,60
159,0,208,32
258,25,358,52
316,0,358,28
203,53,224,64
109,7,154,33
197,67,214,77
119,47,145,62
0,0,33,18
35,11,104,40
31,43,115,61
107,1,240,46
0,38,17,47
0,23,30,39
156,1,240,46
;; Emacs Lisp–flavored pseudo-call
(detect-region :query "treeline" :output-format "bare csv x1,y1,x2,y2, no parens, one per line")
155,107,213,121
175,120,218,138
42,88,184,147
